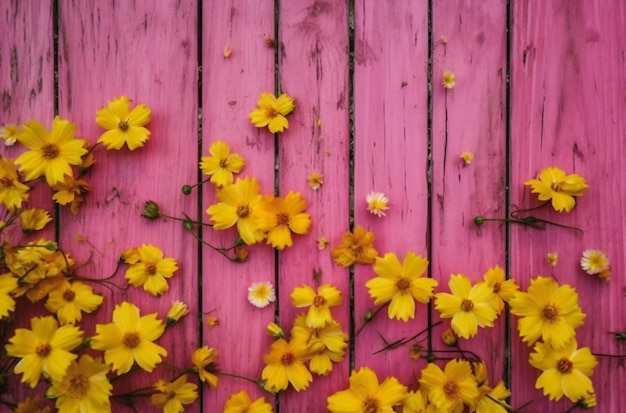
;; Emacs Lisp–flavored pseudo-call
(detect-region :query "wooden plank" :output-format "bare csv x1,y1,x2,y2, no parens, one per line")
431,0,508,393
57,1,199,412
353,0,430,386
510,1,626,410
200,1,276,411
278,1,350,411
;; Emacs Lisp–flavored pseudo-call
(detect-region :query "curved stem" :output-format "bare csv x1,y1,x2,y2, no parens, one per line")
509,201,550,217
351,304,389,341
218,371,260,385
184,227,240,262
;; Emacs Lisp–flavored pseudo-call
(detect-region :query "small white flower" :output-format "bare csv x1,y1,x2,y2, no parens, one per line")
580,249,610,275
366,191,389,217
247,281,276,308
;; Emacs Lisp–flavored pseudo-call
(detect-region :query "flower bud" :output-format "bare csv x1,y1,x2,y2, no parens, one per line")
441,327,458,346
183,219,193,231
474,216,485,225
267,322,284,339
364,310,373,322
44,242,58,251
142,201,161,219
167,301,189,325
182,185,192,195
235,247,249,262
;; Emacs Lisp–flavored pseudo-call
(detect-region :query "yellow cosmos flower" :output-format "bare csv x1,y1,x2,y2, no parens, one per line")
52,174,91,214
249,92,295,133
419,359,480,412
509,276,585,349
192,345,219,387
471,361,511,413
0,273,18,319
365,252,438,321
291,313,347,375
480,265,519,315
248,281,276,308
224,390,273,413
15,117,87,186
529,339,597,402
434,274,498,339
580,249,610,275
262,338,313,392
0,156,30,209
199,141,246,187
5,316,83,387
96,96,151,150
19,208,52,233
524,166,588,212
257,192,311,249
366,191,390,217
46,354,112,413
327,367,408,413
331,225,378,267
206,177,265,245
151,375,198,413
166,300,190,324
1,123,21,145
402,390,428,413
291,284,342,328
460,151,474,165
14,397,51,413
267,322,284,339
546,252,559,266
44,280,103,325
307,172,324,190
442,70,456,89
90,302,166,375
124,244,179,296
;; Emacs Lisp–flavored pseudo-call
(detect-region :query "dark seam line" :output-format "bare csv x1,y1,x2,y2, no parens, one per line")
196,0,204,410
347,0,356,372
53,0,60,240
273,1,281,411
426,0,434,357
504,0,513,392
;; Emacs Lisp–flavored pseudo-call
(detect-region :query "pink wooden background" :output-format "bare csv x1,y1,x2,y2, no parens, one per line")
1,0,625,412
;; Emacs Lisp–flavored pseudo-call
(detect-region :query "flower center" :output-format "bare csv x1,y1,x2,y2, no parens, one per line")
276,212,290,226
119,120,129,131
396,277,411,291
218,158,228,168
557,357,573,374
146,263,157,275
35,342,51,357
0,177,13,187
493,282,501,293
543,305,558,321
266,107,278,118
236,204,251,218
66,373,90,399
63,288,76,302
41,143,60,159
550,182,562,192
461,299,474,311
313,295,327,307
280,352,295,366
123,332,141,348
443,380,460,398
362,397,380,413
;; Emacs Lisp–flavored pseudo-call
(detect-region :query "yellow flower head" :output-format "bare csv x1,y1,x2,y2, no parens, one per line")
166,300,190,324
192,345,219,387
442,70,456,89
480,265,519,314
307,172,324,190
331,225,378,267
434,274,498,339
151,375,198,412
530,339,597,402
291,313,347,375
199,141,245,187
44,280,103,325
524,166,588,212
248,281,276,308
366,191,390,217
249,92,295,133
0,273,19,319
19,208,52,233
441,326,458,347
291,284,342,328
509,276,586,349
46,355,112,413
267,322,285,339
206,316,220,328
15,117,87,186
0,156,30,209
1,123,21,146
327,367,408,413
318,237,330,250
124,244,179,297
257,192,311,250
546,252,559,266
460,151,473,165
419,359,480,412
90,302,167,375
580,249,610,275
206,177,265,245
471,362,511,412
262,338,313,392
52,174,91,214
5,315,83,387
96,96,151,150
224,390,273,413
366,252,438,321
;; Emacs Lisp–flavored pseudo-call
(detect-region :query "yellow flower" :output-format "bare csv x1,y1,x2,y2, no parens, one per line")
90,302,166,375
366,191,390,217
206,177,265,245
546,252,559,266
291,313,347,375
14,397,51,413
15,117,87,186
19,208,52,233
248,281,276,308
442,70,456,89
249,92,295,133
402,390,428,413
480,265,519,315
409,344,424,360
192,345,219,387
0,273,18,319
318,237,330,250
366,252,437,321
419,359,480,412
291,284,342,328
441,327,458,346
460,152,473,165
5,315,83,387
52,174,91,214
206,316,220,328
166,300,190,324
524,166,588,212
96,96,151,150
124,244,179,296
1,123,20,145
434,274,498,339
267,322,284,339
331,225,378,267
257,192,311,249
150,375,198,413
580,249,609,275
44,280,103,325
307,172,324,190
262,338,313,392
471,361,511,413
0,156,30,209
199,141,245,187
46,355,112,413
224,390,273,413
529,339,597,402
327,367,408,413
509,276,585,349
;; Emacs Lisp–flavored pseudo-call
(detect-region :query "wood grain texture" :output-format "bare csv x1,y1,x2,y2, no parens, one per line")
353,0,430,387
278,1,350,411
510,1,626,411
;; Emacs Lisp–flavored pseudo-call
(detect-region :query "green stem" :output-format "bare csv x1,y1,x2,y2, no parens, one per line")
184,227,240,262
218,371,260,385
351,304,389,341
